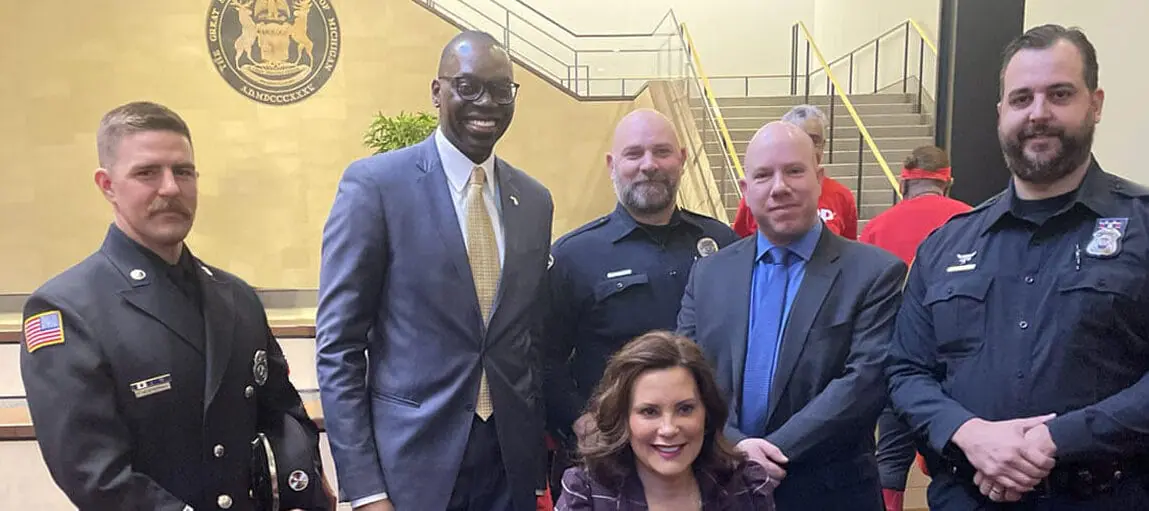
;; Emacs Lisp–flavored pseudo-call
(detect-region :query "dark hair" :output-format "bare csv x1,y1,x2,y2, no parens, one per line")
1001,24,1098,92
97,101,192,168
579,331,744,489
903,145,949,172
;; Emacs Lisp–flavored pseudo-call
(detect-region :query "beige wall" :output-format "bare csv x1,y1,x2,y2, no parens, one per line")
1025,1,1146,183
0,0,640,293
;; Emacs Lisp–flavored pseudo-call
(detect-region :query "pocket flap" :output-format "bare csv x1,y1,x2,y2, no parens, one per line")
924,275,992,306
1058,270,1139,297
593,273,650,301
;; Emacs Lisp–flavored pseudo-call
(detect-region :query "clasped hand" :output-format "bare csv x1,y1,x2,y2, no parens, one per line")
952,414,1058,503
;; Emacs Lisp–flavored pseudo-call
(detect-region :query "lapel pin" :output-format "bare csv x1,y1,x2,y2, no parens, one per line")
201,265,214,277
130,269,147,281
509,195,519,206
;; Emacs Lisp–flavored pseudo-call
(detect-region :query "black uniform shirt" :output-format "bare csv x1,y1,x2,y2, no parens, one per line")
887,159,1149,464
543,204,738,438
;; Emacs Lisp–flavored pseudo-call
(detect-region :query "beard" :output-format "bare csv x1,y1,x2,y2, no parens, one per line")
613,171,677,215
1000,113,1095,185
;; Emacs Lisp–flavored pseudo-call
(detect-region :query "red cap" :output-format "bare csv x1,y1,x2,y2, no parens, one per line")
900,166,952,182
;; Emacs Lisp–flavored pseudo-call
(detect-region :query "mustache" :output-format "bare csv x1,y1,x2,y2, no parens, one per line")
1018,123,1064,141
147,199,191,217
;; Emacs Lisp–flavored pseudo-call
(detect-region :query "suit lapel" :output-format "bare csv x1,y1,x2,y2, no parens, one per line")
766,230,842,423
723,239,757,410
416,136,484,332
199,264,238,411
488,159,523,332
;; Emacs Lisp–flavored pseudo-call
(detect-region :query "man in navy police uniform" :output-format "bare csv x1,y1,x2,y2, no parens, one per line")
887,25,1149,510
543,109,737,493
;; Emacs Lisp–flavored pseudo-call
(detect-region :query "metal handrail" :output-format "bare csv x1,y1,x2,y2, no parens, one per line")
680,24,744,180
797,21,902,198
796,18,937,101
908,18,938,54
413,0,684,99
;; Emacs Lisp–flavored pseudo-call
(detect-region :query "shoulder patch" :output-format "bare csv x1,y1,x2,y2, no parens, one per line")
23,310,65,353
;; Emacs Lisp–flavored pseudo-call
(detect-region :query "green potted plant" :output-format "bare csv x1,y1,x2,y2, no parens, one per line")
363,111,439,154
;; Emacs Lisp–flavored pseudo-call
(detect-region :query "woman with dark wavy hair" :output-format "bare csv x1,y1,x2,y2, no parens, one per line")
556,331,775,510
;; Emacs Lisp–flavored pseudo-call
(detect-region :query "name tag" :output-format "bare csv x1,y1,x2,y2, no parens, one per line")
130,374,173,399
945,264,976,273
606,269,633,279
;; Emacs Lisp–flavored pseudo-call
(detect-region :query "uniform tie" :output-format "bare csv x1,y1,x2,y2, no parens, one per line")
466,165,499,421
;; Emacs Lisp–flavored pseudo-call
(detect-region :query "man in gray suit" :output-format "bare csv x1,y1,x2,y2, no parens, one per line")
316,31,552,511
677,122,905,510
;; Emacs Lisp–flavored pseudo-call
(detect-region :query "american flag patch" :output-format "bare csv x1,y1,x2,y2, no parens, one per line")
24,310,65,353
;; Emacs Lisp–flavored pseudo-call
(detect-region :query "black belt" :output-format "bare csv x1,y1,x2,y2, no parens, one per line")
929,454,1147,500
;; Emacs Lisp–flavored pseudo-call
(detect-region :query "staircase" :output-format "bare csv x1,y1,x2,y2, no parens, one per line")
692,92,934,231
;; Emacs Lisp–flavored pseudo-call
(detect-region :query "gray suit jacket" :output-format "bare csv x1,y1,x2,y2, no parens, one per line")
677,227,905,504
316,135,553,511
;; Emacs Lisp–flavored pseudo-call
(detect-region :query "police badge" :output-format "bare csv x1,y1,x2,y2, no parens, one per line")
1085,217,1128,258
696,237,719,257
253,350,268,386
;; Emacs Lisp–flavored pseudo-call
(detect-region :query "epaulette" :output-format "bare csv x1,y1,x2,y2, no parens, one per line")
949,189,1006,221
1111,175,1149,198
679,208,723,223
552,214,612,250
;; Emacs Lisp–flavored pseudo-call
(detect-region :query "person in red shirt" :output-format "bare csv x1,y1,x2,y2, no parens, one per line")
732,104,858,239
860,145,971,511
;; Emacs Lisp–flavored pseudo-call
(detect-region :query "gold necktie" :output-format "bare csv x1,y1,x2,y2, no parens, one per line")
466,165,499,421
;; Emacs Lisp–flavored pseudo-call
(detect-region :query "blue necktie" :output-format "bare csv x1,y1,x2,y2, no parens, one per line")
740,246,791,436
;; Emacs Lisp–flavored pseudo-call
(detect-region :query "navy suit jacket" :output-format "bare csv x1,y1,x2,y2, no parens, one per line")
677,226,906,509
316,135,553,511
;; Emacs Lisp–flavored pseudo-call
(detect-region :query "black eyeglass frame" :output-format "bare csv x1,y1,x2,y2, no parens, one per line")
437,75,520,105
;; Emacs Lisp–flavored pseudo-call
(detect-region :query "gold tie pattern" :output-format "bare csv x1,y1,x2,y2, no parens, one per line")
466,165,499,421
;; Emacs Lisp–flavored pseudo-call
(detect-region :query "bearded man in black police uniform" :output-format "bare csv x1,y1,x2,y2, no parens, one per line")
19,101,334,511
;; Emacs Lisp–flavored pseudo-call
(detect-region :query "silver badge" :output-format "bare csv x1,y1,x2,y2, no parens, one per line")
288,470,310,492
201,265,214,277
130,269,147,281
1086,218,1129,259
696,237,719,257
253,350,268,386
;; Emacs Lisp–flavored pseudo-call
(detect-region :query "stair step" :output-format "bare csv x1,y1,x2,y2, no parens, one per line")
710,147,916,167
700,112,930,130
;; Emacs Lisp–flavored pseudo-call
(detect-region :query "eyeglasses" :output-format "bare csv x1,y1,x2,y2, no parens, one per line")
438,75,520,105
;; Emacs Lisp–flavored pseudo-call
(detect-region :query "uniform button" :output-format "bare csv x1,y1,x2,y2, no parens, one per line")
1016,371,1024,379
1025,276,1035,284
217,494,232,509
616,282,624,289
1019,321,1029,329
183,506,194,511
244,386,255,399
669,270,678,276
213,444,225,458
946,286,954,294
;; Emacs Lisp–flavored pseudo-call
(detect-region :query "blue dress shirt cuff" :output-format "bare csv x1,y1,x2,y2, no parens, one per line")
350,493,388,508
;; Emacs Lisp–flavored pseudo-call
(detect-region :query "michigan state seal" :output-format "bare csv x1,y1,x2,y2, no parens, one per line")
206,0,341,105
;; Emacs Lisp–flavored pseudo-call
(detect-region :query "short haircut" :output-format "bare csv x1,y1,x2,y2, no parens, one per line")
578,330,745,489
97,101,192,168
1001,24,1099,92
438,30,505,74
781,104,828,129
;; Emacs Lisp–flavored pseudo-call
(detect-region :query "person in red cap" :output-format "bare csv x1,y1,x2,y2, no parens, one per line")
860,144,970,511
732,105,858,239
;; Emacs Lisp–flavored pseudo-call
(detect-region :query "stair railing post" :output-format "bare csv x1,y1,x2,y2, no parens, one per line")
873,38,880,93
902,22,910,93
791,24,799,95
918,38,926,113
856,132,864,212
849,54,854,94
828,85,836,164
804,41,811,103
504,10,511,49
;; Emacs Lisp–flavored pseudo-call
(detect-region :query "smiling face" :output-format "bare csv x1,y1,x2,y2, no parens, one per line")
739,122,823,245
608,109,687,218
432,33,516,163
998,38,1103,185
628,366,706,483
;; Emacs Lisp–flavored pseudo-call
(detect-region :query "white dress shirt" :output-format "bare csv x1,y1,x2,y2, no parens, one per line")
349,128,506,509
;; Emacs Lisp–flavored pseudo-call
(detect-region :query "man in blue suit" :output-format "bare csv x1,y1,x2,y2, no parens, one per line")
316,31,552,511
678,121,906,510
